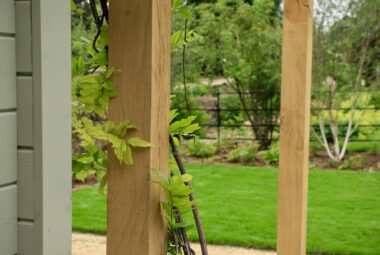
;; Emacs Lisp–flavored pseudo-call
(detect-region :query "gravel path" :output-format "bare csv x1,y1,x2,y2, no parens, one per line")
72,232,276,255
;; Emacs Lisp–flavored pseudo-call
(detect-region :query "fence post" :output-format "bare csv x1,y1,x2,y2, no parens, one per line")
107,1,171,254
216,90,221,149
277,0,313,255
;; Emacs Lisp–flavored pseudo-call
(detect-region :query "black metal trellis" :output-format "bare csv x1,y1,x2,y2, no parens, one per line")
174,89,380,145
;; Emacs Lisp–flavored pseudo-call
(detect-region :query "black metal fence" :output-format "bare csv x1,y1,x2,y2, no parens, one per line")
176,90,380,145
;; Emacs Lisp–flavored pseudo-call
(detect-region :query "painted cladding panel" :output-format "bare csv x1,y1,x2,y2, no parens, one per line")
0,1,18,255
18,221,34,255
18,150,34,220
16,1,32,73
0,0,15,34
0,113,17,186
15,1,34,255
31,0,72,254
0,185,17,255
17,76,33,147
0,37,16,109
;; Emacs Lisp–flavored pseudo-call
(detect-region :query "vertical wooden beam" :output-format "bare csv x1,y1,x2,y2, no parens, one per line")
108,0,171,254
277,1,313,255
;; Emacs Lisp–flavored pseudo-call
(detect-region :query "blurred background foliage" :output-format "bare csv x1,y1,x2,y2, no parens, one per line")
71,0,380,169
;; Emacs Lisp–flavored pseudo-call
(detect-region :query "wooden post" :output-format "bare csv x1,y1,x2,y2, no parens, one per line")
277,1,313,255
107,0,171,255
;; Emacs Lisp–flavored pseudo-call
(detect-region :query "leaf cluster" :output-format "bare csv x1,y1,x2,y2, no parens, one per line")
152,169,195,255
71,1,150,192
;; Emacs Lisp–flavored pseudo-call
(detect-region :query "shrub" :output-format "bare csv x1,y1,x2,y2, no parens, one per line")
227,142,258,163
218,138,236,152
328,159,338,168
188,138,218,158
259,143,280,165
220,94,247,126
346,141,380,154
171,84,209,137
339,155,365,170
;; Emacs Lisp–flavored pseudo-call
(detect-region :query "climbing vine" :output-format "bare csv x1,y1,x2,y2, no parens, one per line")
71,1,208,254
71,1,150,191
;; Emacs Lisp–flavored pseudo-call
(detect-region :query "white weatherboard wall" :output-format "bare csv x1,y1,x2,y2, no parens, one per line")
1,0,71,254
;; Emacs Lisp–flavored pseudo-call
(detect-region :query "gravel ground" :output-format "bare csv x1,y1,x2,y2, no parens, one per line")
72,232,276,255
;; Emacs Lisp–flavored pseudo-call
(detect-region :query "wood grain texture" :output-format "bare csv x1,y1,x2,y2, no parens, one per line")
276,1,313,255
107,0,171,254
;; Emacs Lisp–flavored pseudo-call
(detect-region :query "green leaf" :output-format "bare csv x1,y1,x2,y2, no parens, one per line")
169,109,179,123
76,156,94,164
98,174,108,196
71,0,77,10
75,170,88,182
181,174,193,183
183,123,200,134
94,50,108,66
128,137,151,148
84,143,99,154
124,145,133,165
178,7,192,19
172,136,180,146
169,116,196,133
75,169,95,182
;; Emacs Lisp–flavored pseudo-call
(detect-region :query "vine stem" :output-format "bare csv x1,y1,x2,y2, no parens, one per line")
182,19,191,113
169,135,209,255
99,0,109,23
174,210,193,255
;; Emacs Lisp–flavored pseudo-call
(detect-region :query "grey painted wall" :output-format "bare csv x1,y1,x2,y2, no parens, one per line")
0,0,71,254
32,0,71,254
0,0,18,253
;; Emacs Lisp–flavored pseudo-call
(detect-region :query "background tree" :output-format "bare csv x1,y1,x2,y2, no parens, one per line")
312,0,380,161
188,0,282,149
190,0,282,16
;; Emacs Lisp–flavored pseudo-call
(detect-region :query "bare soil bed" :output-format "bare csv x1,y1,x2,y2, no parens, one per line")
72,232,276,255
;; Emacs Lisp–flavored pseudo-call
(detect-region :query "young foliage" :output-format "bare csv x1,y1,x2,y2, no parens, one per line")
152,169,195,237
169,109,200,145
71,1,150,192
73,1,206,253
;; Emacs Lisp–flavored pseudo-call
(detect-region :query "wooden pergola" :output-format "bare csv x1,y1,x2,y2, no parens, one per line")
107,0,313,255
0,0,312,254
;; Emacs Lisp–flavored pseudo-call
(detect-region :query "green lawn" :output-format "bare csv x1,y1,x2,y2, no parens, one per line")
73,164,380,255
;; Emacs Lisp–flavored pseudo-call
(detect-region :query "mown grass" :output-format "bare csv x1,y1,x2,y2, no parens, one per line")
73,164,380,255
